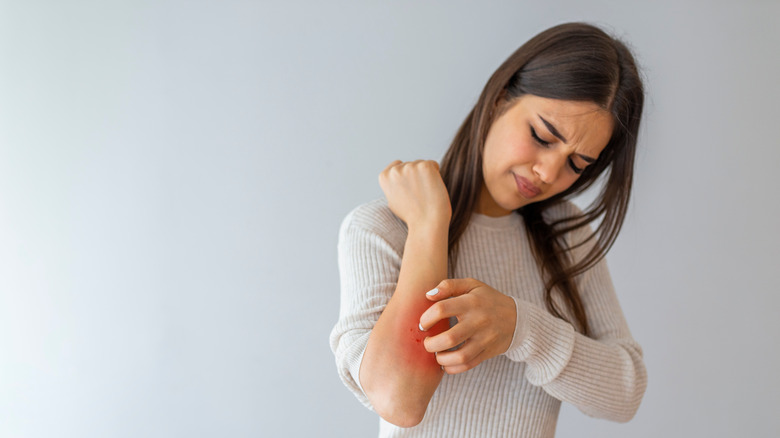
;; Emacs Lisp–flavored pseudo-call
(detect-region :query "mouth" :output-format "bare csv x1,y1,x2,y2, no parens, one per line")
513,173,542,198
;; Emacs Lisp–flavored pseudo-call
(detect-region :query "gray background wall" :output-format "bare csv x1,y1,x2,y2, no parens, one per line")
1,1,778,437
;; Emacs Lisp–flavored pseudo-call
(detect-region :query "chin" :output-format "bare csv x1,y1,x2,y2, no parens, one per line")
500,197,524,213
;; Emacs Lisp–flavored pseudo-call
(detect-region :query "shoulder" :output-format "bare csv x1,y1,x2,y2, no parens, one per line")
339,198,408,251
341,198,406,234
542,200,595,251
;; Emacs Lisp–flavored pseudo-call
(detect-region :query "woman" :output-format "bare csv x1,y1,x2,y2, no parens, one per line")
330,22,647,437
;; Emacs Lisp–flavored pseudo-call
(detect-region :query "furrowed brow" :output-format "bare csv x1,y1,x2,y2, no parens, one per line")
538,115,568,144
539,115,598,163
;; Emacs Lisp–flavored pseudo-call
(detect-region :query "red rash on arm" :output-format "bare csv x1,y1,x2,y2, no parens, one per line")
358,222,450,425
402,306,449,370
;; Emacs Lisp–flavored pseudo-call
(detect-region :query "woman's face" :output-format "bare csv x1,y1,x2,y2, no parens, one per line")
478,94,614,216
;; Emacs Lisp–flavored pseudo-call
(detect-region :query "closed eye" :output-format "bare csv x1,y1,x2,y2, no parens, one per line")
567,158,584,174
530,126,550,147
532,124,587,175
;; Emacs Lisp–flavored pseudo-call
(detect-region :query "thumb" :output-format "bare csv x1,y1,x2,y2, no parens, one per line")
425,278,481,302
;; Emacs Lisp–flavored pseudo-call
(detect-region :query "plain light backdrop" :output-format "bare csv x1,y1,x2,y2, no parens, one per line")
1,1,778,437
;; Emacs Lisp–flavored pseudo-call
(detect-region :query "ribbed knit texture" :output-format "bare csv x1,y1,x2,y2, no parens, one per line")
329,199,646,437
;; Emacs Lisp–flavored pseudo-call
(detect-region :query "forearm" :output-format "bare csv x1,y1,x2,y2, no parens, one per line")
507,299,646,422
542,332,646,422
359,221,449,427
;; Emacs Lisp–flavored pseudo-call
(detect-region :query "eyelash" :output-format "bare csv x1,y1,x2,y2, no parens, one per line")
529,125,584,175
529,126,550,147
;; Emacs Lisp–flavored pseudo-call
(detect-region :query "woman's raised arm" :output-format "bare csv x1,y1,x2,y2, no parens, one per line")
354,160,452,427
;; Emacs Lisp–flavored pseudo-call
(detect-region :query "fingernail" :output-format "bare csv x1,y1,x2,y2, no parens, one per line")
426,288,439,296
418,323,425,331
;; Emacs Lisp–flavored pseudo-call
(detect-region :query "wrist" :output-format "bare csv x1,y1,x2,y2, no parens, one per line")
407,217,450,239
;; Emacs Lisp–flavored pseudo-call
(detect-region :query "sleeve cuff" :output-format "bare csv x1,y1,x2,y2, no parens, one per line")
349,344,368,395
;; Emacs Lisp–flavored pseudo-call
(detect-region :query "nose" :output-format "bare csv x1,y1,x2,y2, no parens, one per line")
532,150,566,185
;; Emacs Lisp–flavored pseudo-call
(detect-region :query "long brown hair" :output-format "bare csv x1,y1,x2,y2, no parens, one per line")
440,22,644,336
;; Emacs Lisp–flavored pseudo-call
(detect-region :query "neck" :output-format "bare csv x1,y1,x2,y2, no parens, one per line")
475,184,512,217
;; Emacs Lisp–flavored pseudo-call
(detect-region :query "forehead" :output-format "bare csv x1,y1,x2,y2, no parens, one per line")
515,94,614,156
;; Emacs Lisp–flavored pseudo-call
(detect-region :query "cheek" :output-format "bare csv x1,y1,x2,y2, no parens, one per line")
551,174,580,194
485,140,534,174
515,142,537,163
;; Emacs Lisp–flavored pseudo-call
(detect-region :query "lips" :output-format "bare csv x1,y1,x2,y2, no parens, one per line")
513,173,542,198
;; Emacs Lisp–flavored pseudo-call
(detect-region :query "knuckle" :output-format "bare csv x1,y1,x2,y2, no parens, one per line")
462,293,478,307
433,301,449,317
453,350,469,364
441,333,456,347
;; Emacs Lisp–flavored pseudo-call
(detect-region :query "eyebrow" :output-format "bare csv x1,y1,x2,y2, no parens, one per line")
538,115,567,143
538,115,597,163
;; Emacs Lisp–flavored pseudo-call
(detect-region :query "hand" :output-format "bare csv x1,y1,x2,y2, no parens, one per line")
418,278,517,374
378,160,451,229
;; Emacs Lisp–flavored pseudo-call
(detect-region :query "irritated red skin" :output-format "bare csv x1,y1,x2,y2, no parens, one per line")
397,301,449,371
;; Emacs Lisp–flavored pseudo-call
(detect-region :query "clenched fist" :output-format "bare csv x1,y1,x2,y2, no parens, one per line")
378,160,452,230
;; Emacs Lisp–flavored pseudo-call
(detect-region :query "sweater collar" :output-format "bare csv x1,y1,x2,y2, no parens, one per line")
469,211,521,230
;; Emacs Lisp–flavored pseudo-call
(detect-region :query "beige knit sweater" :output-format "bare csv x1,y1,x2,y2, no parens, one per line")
329,199,646,437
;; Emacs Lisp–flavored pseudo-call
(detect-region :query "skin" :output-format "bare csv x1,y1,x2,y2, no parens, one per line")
419,95,614,374
362,95,613,427
478,94,614,216
360,159,451,427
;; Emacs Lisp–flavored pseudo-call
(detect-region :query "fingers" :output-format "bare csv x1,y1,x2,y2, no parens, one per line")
440,349,488,375
380,159,439,176
378,160,403,186
425,278,482,302
379,160,439,194
436,342,488,374
382,160,403,173
419,278,484,330
419,293,470,331
423,323,497,374
423,320,471,353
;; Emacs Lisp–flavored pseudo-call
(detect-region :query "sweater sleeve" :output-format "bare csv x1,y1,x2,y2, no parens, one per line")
503,209,647,422
328,203,405,410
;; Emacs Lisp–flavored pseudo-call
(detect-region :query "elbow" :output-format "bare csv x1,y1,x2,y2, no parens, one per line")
606,346,648,423
620,364,648,422
607,375,647,423
601,375,647,423
376,403,426,428
610,401,641,423
579,367,647,423
366,388,428,428
582,393,643,423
